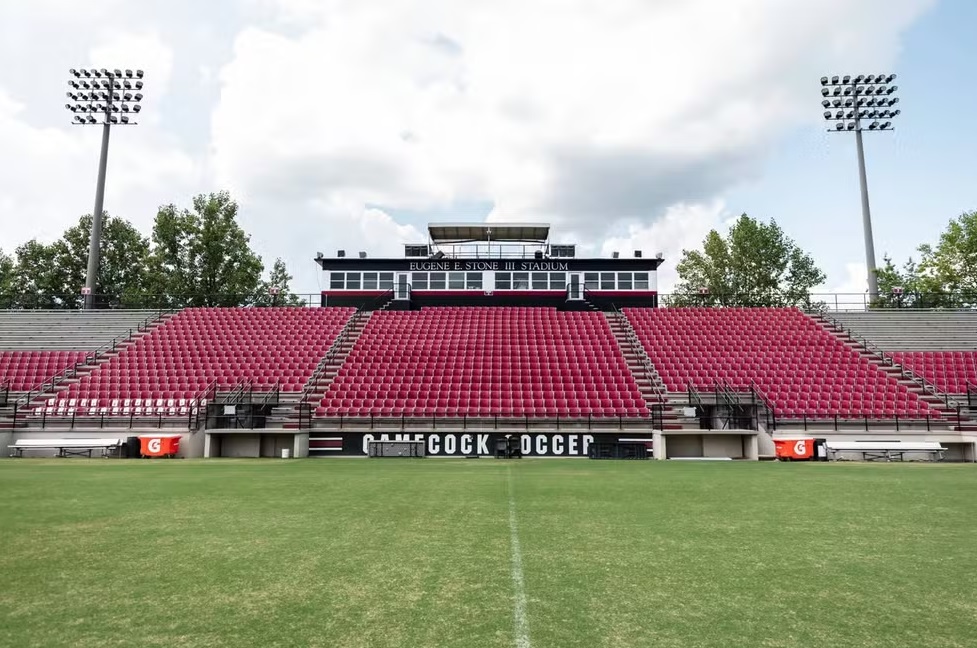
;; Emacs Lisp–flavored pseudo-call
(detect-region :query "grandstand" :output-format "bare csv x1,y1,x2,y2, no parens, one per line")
1,223,975,461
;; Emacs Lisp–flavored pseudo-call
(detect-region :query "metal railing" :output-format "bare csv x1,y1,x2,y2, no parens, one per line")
14,308,175,408
0,379,9,407
298,410,666,432
817,311,956,409
968,383,976,410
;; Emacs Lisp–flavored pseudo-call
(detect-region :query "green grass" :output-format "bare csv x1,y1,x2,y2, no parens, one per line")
0,460,975,648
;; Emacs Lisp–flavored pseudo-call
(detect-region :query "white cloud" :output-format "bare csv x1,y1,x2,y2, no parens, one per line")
0,0,936,294
210,0,933,289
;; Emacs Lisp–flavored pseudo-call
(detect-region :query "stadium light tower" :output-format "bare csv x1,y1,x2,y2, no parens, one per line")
820,73,901,303
65,68,145,309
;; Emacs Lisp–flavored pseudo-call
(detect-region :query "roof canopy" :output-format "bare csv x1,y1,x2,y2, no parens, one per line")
428,222,550,244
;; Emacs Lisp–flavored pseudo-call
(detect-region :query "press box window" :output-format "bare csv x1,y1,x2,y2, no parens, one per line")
634,273,649,289
379,273,394,290
363,272,378,290
466,273,483,289
330,273,345,289
429,272,446,289
600,272,615,290
618,273,633,290
411,272,428,290
448,272,465,289
532,273,548,289
550,273,566,290
584,273,599,289
496,272,512,289
513,273,529,289
346,272,361,289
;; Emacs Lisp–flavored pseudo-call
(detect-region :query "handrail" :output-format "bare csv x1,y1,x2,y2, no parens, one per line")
967,382,977,410
816,311,955,410
14,307,175,407
299,307,365,407
259,382,281,408
610,305,665,403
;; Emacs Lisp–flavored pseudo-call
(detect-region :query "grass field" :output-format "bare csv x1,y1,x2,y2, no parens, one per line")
0,459,975,648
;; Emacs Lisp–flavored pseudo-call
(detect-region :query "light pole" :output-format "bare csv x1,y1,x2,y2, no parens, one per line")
65,68,144,309
820,74,901,303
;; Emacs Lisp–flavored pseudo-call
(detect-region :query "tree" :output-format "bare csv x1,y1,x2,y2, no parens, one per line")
874,210,977,308
668,214,826,308
7,214,150,309
146,191,265,307
12,240,64,309
56,214,151,308
0,249,17,308
255,258,307,306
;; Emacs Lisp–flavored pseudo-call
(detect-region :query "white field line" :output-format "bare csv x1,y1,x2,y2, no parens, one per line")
507,467,531,648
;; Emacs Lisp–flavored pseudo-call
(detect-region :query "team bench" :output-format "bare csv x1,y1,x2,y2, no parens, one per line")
9,438,124,458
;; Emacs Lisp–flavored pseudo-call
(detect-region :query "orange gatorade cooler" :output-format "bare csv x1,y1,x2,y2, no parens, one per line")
139,434,182,458
774,438,815,461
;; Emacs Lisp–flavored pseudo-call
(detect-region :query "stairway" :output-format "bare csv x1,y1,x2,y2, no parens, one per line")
277,310,373,428
812,313,962,428
11,311,177,420
604,311,684,429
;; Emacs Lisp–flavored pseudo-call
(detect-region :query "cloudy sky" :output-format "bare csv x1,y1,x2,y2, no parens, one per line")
1,0,974,297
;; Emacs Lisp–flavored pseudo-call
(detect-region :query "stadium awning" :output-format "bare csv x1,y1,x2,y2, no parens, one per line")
428,223,550,243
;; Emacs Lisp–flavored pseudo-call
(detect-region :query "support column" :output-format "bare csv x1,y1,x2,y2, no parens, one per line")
653,431,666,460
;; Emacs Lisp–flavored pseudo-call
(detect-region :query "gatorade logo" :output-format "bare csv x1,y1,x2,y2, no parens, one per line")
147,438,162,454
793,440,807,455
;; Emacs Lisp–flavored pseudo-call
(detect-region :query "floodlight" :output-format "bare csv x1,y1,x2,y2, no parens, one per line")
132,105,141,113
885,74,896,83
73,115,85,124
888,97,899,106
133,93,143,102
831,75,839,84
136,70,144,78
843,87,852,96
134,81,143,90
86,115,97,124
821,88,830,97
120,115,129,124
109,115,118,124
886,85,897,94
822,99,831,108
835,110,844,119
855,74,865,83
847,122,855,130
125,69,133,78
113,68,122,77
891,109,901,117
836,122,844,130
842,75,851,83
865,74,877,83
868,121,879,130
843,98,853,107
823,111,832,119
881,121,892,129
820,76,829,85
832,87,841,96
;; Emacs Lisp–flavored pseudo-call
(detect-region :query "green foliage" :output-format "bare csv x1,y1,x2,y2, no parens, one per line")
255,258,307,306
669,214,826,307
874,210,977,308
145,192,266,307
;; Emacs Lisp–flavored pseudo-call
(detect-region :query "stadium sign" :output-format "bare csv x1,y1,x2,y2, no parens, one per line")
309,432,653,457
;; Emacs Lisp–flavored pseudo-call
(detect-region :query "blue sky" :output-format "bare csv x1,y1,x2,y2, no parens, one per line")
726,0,977,293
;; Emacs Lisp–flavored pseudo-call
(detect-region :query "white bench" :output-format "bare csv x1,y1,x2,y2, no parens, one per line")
9,438,124,458
825,441,946,462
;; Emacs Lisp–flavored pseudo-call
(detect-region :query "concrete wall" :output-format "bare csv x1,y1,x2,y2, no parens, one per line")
703,435,745,459
219,434,261,458
666,435,703,458
0,431,11,458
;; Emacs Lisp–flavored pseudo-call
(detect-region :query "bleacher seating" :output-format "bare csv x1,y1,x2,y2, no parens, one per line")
624,307,937,419
43,307,355,416
828,310,977,350
0,310,161,350
828,310,977,396
317,307,648,418
889,352,977,395
0,351,89,391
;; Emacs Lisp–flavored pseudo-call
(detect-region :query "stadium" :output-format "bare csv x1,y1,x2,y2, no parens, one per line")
2,222,976,646
2,222,975,461
3,4,977,646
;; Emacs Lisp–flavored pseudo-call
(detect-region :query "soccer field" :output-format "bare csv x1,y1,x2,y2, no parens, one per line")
0,460,975,648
